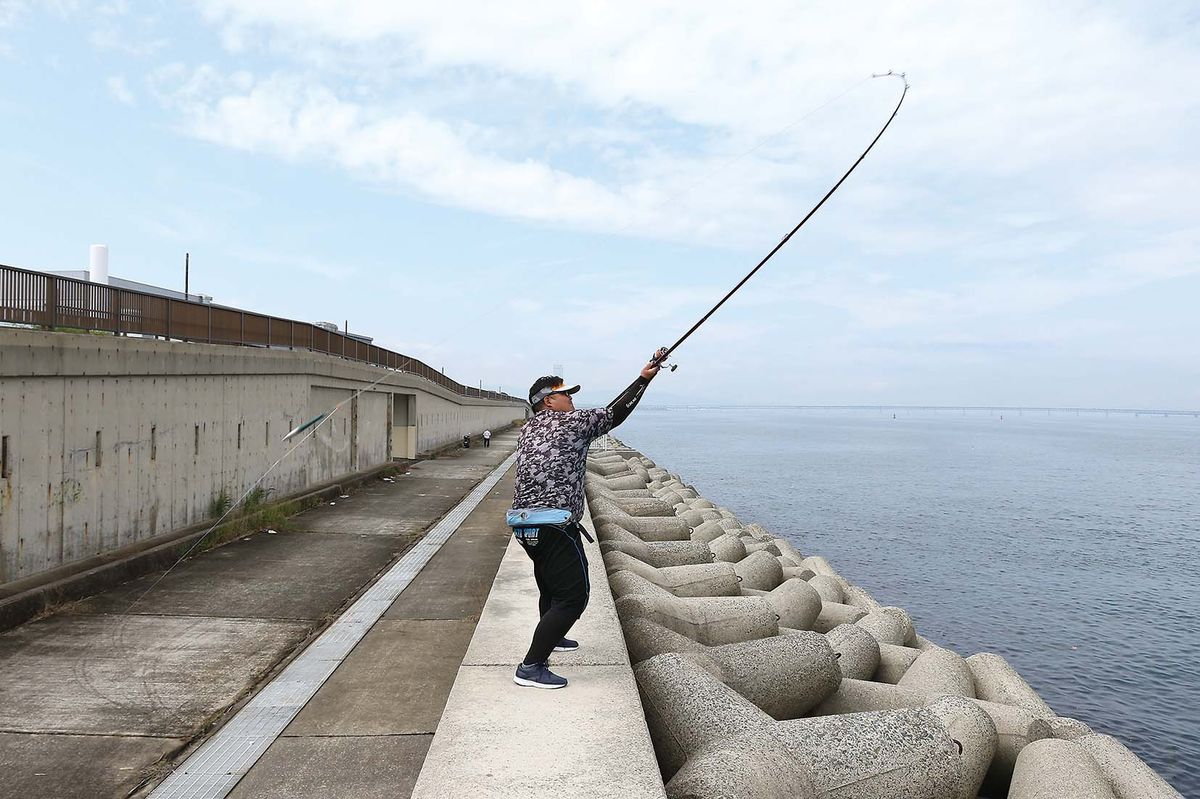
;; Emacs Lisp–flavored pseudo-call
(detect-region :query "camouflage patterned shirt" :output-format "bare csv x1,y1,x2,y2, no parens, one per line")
512,408,614,522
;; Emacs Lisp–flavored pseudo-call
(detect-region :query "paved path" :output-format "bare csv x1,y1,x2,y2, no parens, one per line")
410,503,666,799
0,432,518,799
215,449,519,799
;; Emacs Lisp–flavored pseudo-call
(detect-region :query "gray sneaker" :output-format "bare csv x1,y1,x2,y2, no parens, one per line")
513,661,568,689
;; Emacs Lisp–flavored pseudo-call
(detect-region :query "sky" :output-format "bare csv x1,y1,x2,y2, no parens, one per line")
1,1,1198,409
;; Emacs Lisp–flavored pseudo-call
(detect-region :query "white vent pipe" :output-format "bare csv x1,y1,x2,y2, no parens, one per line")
89,244,109,285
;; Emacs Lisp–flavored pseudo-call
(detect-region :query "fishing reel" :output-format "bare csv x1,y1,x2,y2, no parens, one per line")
651,347,679,373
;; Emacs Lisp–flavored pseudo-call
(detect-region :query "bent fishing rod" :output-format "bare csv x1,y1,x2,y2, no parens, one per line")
652,71,909,371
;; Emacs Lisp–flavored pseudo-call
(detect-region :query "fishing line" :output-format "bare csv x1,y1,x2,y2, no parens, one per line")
119,74,888,613
652,71,909,369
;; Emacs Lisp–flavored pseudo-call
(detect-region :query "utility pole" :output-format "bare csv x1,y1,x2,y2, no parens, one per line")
184,253,190,300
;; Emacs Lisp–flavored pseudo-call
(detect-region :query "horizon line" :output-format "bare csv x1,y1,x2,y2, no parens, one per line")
633,404,1200,416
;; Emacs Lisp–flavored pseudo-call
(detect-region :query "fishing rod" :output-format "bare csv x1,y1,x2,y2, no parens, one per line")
119,75,904,612
652,70,909,371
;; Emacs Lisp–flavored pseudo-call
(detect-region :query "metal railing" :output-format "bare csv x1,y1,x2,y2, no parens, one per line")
0,262,520,403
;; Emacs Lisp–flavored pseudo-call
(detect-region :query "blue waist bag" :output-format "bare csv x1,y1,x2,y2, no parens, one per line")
506,507,593,545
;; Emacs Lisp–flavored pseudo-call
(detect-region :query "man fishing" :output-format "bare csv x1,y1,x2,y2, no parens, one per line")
509,347,668,689
502,76,909,691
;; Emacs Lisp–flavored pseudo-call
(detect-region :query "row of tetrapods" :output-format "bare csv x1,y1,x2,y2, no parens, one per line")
584,438,1180,799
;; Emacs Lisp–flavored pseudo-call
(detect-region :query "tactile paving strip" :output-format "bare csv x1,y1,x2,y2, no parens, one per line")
149,451,518,799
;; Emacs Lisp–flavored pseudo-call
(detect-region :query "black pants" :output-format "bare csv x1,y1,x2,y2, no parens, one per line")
484,438,490,447
514,522,590,665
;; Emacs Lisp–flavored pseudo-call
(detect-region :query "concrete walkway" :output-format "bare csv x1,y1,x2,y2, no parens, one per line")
410,505,666,798
0,432,519,799
218,449,520,798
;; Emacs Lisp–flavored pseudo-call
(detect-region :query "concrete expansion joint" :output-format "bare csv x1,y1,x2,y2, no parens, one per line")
0,729,178,740
586,434,1183,799
279,732,433,739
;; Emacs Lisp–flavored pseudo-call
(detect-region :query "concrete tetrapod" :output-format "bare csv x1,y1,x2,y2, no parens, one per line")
622,617,847,722
634,652,815,797
1007,739,1117,799
874,642,922,683
586,459,635,476
806,573,846,603
897,646,976,697
586,484,656,499
811,600,868,632
965,652,1054,717
810,676,1051,794
856,606,918,647
601,551,741,597
732,550,784,590
677,507,721,527
738,527,773,543
591,510,692,540
594,518,694,544
591,473,650,491
739,578,824,630
593,523,693,552
588,493,677,518
842,583,883,611
821,622,880,680
682,632,842,720
707,532,747,563
925,695,998,799
653,489,692,508
689,519,734,544
800,555,837,576
663,489,698,502
594,522,672,547
620,615,710,664
780,564,815,581
615,593,779,646
600,539,715,568
636,652,988,798
1046,716,1092,740
610,570,699,600
783,697,992,799
772,537,804,565
740,539,781,557
665,732,819,799
1076,733,1184,799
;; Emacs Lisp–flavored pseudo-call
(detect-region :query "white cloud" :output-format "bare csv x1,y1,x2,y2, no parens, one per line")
90,24,167,57
0,0,26,28
106,74,134,105
145,2,1197,264
149,66,822,247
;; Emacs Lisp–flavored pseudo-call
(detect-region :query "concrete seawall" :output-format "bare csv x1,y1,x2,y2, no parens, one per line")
0,329,525,587
587,436,1183,799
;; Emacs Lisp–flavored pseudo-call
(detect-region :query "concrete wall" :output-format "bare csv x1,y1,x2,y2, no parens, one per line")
0,330,526,585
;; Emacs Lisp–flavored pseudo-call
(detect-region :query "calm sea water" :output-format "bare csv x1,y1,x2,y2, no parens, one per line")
616,407,1199,794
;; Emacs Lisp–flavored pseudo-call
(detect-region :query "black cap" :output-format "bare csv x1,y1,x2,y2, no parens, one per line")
528,375,581,406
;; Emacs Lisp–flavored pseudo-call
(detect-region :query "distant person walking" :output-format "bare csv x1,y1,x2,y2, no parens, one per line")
508,347,667,689
483,429,492,447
